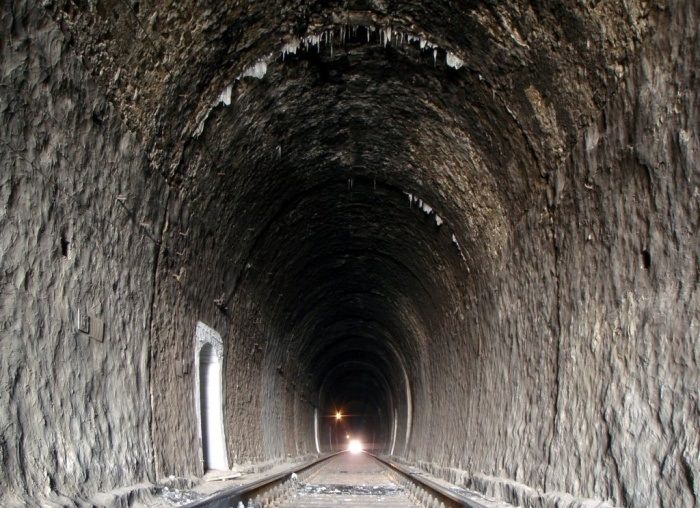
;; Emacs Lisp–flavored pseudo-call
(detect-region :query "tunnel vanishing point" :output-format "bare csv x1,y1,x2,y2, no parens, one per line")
1,0,698,506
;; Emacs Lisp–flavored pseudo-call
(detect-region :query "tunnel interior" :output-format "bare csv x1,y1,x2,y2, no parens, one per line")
179,21,511,464
1,1,698,507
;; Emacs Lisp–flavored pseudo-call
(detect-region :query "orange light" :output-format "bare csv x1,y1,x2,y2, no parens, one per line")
335,411,342,421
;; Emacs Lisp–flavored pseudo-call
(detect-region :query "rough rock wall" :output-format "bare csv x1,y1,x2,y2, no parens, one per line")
0,1,167,504
408,3,699,507
2,0,696,505
147,193,232,478
148,189,317,478
544,3,699,504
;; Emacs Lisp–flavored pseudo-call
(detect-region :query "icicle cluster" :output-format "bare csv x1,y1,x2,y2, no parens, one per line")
403,191,467,261
275,23,464,79
195,24,465,138
445,52,464,69
405,192,443,227
217,85,232,106
241,60,268,79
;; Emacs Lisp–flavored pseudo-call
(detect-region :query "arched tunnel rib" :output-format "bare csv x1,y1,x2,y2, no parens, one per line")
1,1,698,508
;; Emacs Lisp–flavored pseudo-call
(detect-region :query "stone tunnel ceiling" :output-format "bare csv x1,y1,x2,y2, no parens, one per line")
1,1,698,507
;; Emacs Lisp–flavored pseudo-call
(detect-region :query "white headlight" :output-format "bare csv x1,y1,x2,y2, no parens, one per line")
347,439,363,454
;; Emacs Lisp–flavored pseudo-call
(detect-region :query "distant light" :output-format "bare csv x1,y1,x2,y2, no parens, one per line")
335,411,342,421
346,434,350,439
348,439,363,454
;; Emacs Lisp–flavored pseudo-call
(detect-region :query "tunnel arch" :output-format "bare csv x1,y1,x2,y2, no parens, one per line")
2,2,697,508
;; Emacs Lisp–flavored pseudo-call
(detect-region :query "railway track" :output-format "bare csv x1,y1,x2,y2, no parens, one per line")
183,451,491,508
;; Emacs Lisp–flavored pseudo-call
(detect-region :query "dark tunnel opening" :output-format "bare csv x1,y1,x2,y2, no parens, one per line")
319,363,394,453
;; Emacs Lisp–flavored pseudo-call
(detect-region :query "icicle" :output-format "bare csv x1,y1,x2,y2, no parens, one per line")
241,61,267,79
281,39,300,60
303,33,322,53
452,234,467,261
383,26,392,47
446,52,464,69
272,25,465,83
218,84,232,106
435,215,443,226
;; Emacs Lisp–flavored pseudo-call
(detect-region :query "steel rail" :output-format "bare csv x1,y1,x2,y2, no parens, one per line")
369,453,490,508
182,451,490,508
181,452,340,508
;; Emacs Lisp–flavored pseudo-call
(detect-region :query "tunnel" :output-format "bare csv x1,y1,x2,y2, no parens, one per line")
0,1,698,507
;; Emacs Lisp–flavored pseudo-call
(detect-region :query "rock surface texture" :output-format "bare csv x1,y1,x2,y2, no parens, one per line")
1,0,698,507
